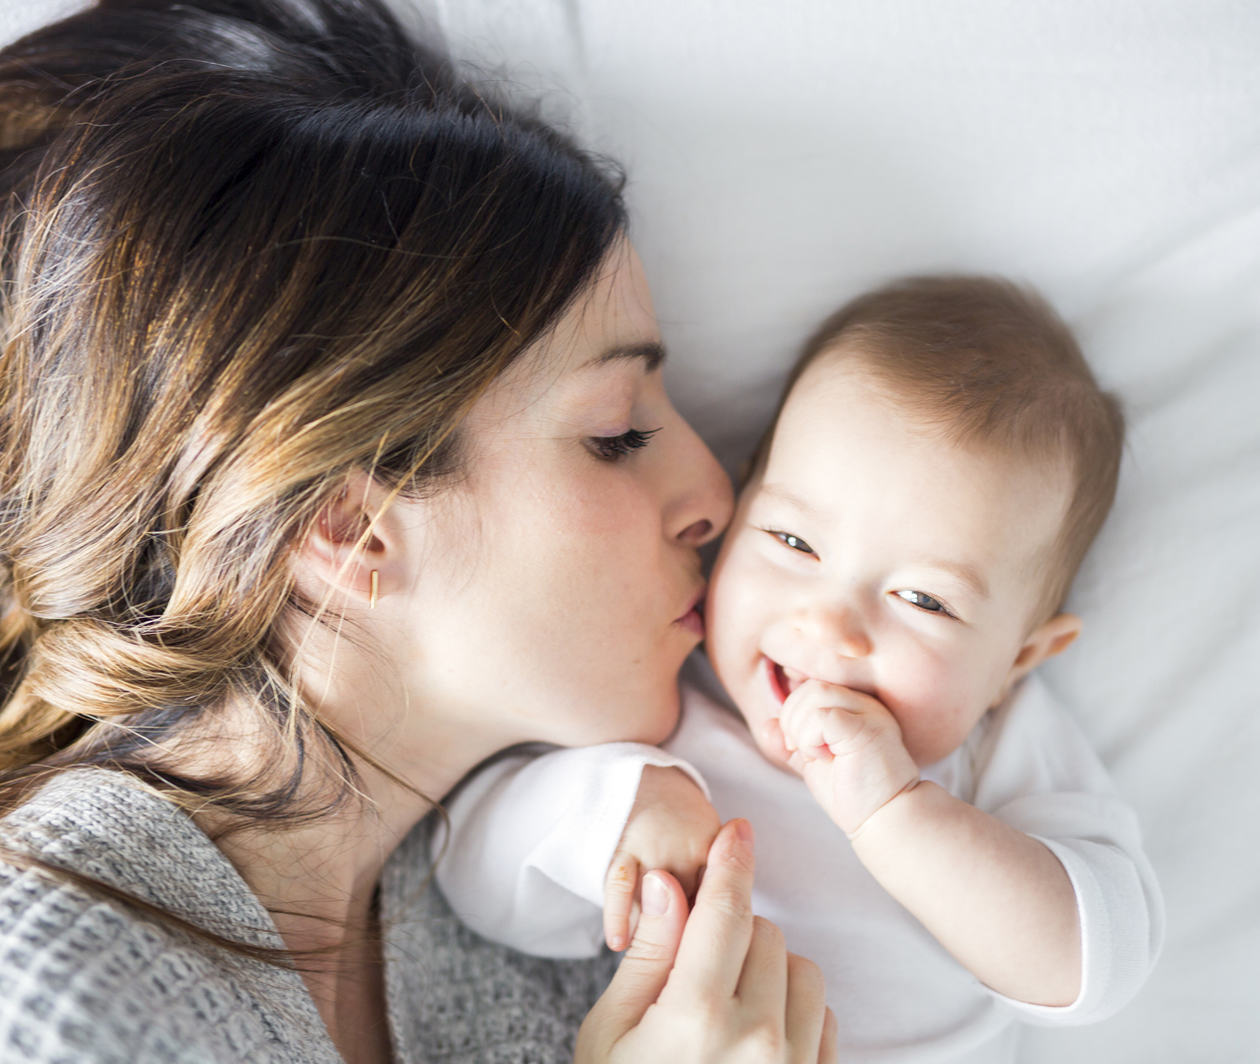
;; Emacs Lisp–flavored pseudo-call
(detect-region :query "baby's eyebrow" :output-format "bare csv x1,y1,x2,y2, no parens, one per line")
756,483,989,598
920,559,990,600
757,482,820,516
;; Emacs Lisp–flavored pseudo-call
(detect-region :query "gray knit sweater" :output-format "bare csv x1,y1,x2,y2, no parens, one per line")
0,768,617,1063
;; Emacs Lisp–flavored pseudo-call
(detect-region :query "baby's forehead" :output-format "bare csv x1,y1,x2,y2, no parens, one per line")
786,347,955,426
755,368,1074,565
780,349,929,434
782,351,1074,476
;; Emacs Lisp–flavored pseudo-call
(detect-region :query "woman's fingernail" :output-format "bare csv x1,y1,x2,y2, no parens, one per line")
641,871,670,916
734,818,754,847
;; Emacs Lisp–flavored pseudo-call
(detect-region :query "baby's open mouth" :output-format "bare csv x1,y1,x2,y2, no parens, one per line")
767,658,808,704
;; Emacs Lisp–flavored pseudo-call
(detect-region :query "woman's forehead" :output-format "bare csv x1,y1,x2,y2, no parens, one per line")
480,242,661,405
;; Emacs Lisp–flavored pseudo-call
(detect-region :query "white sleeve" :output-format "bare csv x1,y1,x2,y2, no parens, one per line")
431,742,708,959
967,677,1166,1026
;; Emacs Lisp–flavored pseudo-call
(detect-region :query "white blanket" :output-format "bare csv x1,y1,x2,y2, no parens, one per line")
410,3,1260,1058
5,2,1257,1058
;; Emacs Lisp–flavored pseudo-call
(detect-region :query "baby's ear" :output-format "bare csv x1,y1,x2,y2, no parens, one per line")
1001,613,1082,696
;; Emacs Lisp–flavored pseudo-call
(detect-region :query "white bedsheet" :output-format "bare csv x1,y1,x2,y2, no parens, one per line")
409,4,1260,1058
4,2,1257,1059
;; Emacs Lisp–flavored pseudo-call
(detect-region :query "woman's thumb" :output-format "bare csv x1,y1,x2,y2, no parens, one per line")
576,870,688,1055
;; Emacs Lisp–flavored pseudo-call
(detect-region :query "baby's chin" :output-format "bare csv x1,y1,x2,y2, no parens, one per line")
899,727,970,770
749,715,800,775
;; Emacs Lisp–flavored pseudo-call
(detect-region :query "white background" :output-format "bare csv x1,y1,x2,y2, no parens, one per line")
5,2,1259,1059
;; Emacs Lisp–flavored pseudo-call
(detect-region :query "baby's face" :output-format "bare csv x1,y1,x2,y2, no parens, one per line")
705,357,1072,768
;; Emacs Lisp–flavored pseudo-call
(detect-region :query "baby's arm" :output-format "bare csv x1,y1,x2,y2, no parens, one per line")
852,780,1082,1006
434,743,715,957
779,679,1082,1007
603,765,720,951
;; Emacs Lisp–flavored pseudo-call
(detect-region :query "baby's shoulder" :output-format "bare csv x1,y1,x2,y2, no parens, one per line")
972,675,1091,762
965,676,1122,816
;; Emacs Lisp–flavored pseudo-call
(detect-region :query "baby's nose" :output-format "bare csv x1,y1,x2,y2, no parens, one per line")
790,604,873,660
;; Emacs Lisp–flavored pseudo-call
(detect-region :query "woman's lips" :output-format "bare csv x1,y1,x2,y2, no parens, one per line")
674,588,706,638
676,606,704,638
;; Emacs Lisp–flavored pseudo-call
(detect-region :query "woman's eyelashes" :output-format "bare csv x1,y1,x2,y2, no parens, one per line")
588,426,662,461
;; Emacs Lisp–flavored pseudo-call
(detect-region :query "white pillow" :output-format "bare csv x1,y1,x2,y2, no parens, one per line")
5,1,1258,1057
414,1,1260,1058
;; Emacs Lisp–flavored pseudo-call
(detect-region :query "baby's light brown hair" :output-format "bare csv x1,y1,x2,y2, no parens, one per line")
754,275,1124,624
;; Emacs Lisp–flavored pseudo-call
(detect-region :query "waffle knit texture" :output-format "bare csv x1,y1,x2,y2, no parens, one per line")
0,768,615,1063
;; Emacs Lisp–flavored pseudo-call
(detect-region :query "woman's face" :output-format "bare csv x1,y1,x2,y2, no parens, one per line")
395,241,732,760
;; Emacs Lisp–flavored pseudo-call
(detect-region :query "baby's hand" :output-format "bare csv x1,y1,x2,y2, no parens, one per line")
779,679,920,836
603,765,720,952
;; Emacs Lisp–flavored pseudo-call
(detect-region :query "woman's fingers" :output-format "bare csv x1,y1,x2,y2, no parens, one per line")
782,952,828,1063
668,818,757,998
734,916,787,1015
575,869,689,1058
579,819,835,1063
818,1007,838,1063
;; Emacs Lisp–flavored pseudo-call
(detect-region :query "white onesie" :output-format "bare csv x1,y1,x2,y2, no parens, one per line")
434,662,1163,1063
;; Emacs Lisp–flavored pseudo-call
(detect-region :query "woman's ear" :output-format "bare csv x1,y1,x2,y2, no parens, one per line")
1000,612,1082,697
292,470,400,609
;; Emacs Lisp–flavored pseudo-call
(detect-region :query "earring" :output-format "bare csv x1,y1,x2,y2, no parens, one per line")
369,570,379,609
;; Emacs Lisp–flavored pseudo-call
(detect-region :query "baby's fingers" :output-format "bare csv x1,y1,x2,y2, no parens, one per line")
780,699,843,760
782,681,888,758
781,711,832,761
603,851,641,952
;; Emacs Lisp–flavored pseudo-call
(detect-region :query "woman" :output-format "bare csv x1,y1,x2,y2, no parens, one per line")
0,0,835,1061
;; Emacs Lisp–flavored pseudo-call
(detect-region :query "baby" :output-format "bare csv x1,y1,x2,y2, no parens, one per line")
435,275,1163,1061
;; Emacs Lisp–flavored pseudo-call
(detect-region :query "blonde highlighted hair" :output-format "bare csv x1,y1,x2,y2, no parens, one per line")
0,0,627,825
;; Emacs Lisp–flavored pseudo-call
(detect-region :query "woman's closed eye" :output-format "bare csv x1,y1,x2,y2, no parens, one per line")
893,589,955,618
589,426,661,461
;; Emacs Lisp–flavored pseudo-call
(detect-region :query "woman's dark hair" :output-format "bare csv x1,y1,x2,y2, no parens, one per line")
0,0,626,834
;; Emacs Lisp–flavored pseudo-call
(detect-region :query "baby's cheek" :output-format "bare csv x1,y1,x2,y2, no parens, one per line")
707,555,760,652
879,656,978,765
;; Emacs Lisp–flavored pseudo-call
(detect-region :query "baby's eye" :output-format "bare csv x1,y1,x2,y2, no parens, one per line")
894,589,953,617
770,530,816,556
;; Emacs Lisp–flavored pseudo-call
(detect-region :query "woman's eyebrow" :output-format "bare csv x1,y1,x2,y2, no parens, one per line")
587,341,666,372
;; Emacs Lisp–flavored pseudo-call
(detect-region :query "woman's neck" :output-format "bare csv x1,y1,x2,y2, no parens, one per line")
182,709,425,931
187,611,488,922
187,734,420,1064
170,607,513,1057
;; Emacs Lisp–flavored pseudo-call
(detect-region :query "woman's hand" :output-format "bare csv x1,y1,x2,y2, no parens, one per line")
576,819,837,1064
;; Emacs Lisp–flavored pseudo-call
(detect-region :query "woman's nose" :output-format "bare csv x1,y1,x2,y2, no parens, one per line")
790,603,873,660
665,418,734,547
